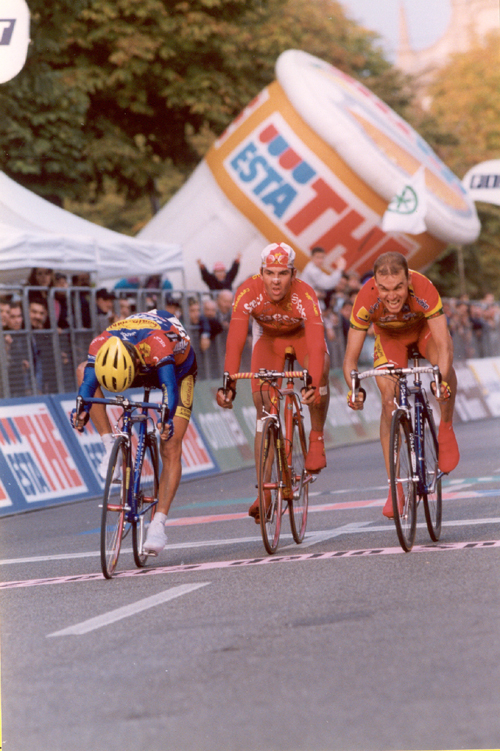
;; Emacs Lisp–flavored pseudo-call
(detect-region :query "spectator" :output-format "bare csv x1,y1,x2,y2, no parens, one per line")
202,297,224,377
202,298,224,340
53,272,70,329
197,254,241,291
0,295,11,329
188,299,211,354
114,277,140,290
95,289,116,330
26,296,50,393
299,247,347,309
216,290,233,331
116,297,136,321
71,272,92,328
164,294,183,320
5,300,27,396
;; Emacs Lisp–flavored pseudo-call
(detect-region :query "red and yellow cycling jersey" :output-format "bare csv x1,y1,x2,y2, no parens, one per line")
350,270,443,335
88,310,192,373
224,275,326,388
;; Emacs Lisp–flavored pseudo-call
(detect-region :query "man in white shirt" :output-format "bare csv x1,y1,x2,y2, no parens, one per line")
299,247,347,308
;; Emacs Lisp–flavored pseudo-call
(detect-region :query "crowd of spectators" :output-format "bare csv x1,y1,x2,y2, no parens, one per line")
1,258,500,399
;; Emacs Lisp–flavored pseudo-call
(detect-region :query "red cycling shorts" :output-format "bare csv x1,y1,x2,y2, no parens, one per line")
250,327,326,393
373,322,433,369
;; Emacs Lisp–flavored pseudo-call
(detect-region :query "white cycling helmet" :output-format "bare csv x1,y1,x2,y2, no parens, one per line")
261,242,296,269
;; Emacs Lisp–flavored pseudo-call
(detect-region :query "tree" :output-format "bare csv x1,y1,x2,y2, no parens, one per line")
424,31,500,298
0,0,414,212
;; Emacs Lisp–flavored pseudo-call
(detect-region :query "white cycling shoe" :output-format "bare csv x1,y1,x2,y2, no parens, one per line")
143,518,168,557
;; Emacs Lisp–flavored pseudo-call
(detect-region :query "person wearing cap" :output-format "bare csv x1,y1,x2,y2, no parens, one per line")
216,242,330,523
197,254,241,291
71,308,197,557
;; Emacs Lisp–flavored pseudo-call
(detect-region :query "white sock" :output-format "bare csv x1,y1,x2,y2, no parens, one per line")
102,433,114,450
154,512,167,526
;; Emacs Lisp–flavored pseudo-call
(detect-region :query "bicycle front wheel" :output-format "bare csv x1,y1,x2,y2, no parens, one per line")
288,412,309,544
422,410,442,541
132,435,160,567
100,436,129,579
258,418,283,554
389,410,417,552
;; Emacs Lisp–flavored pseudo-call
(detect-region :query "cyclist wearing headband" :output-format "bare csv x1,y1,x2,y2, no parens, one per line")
217,242,330,524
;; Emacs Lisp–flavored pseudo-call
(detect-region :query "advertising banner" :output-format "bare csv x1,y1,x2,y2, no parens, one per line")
139,50,480,290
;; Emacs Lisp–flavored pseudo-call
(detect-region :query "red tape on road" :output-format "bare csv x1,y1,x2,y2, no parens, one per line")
1,539,499,590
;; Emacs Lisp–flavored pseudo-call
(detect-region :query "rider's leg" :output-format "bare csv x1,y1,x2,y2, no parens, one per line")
302,352,330,472
157,414,190,516
421,330,459,473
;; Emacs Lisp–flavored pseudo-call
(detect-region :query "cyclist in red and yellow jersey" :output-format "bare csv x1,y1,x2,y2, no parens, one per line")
217,242,330,523
343,251,459,518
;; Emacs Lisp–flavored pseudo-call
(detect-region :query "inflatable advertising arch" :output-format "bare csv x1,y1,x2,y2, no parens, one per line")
139,50,480,290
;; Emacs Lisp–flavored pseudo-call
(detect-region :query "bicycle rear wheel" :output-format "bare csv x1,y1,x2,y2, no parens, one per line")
422,410,442,541
389,410,417,552
258,418,283,554
132,435,160,567
100,436,129,579
288,411,309,543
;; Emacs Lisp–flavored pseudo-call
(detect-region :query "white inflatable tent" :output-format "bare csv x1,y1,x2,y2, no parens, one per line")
0,172,184,286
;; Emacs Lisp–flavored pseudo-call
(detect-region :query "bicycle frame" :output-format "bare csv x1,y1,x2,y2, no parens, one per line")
79,388,161,525
226,367,309,496
391,368,442,497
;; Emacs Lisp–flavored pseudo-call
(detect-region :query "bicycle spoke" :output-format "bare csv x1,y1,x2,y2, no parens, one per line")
390,410,417,552
422,411,442,541
100,437,128,578
288,412,309,543
258,419,282,554
132,436,159,567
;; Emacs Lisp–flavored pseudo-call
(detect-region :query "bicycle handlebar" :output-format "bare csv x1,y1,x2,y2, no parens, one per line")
350,364,441,404
76,394,162,414
223,368,312,391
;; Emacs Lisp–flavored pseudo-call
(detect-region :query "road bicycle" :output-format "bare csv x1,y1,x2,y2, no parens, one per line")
223,350,314,555
76,388,163,578
351,348,444,552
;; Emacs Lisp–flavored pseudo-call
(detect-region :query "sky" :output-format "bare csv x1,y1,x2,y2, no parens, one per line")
340,0,452,60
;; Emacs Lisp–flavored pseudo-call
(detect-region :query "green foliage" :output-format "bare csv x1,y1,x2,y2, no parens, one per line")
0,0,411,211
424,32,500,299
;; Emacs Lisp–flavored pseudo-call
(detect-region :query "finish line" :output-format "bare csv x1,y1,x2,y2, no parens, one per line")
1,539,499,590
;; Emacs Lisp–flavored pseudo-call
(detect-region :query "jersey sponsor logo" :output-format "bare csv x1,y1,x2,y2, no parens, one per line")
243,293,264,314
412,294,429,310
108,318,161,331
233,287,250,311
291,292,307,320
356,306,370,322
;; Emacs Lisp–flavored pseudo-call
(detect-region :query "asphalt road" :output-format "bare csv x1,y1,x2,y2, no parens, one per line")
1,417,499,751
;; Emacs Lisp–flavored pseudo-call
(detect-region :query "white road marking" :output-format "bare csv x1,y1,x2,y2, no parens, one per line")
280,521,373,550
3,517,500,568
47,582,210,637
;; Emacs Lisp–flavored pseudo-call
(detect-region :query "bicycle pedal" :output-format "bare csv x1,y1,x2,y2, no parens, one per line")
142,548,157,558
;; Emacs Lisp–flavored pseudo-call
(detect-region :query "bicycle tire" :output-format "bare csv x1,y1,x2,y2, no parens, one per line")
389,409,417,552
100,436,129,579
422,410,442,541
288,410,309,544
258,418,283,555
132,435,160,567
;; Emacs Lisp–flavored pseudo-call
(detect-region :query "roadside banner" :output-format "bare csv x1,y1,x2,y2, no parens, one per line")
0,0,30,84
1,359,500,515
462,159,500,206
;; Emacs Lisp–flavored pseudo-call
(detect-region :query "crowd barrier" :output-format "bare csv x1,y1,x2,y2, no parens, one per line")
0,358,498,517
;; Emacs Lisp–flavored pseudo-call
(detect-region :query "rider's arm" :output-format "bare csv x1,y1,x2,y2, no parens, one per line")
426,313,454,394
156,360,178,437
343,327,367,409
